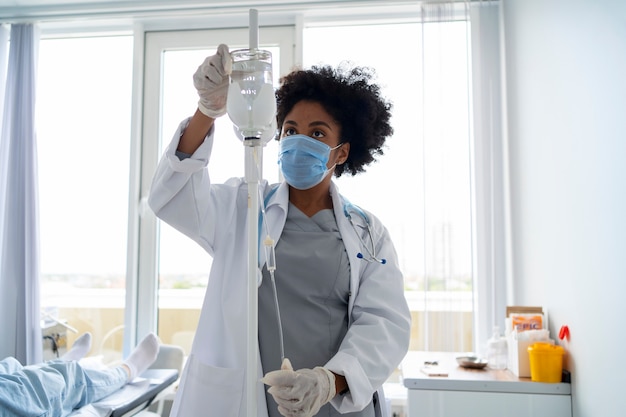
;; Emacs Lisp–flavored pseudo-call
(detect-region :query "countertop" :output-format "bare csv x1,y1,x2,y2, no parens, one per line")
402,351,570,395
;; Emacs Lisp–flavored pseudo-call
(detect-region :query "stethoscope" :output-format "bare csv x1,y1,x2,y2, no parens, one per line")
342,199,387,265
261,186,387,266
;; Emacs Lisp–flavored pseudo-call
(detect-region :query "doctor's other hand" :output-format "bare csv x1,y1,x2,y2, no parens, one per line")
262,358,336,417
193,43,232,118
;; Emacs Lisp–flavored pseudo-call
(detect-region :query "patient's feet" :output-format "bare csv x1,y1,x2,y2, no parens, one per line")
122,333,160,381
61,333,92,361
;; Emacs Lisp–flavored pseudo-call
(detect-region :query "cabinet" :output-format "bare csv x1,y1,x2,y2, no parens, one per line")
402,351,571,417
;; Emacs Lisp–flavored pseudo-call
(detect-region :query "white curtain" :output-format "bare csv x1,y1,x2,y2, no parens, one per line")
0,23,42,365
468,1,509,352
0,26,7,132
417,1,506,353
417,2,475,352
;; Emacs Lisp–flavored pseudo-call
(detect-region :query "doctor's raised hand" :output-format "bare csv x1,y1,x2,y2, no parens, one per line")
193,43,232,118
176,44,232,156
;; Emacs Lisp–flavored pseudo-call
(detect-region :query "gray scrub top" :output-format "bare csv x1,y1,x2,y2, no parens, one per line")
259,203,375,417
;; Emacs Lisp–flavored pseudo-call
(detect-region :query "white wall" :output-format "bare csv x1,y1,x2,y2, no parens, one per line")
502,0,626,415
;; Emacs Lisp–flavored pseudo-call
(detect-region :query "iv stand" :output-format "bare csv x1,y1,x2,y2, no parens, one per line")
236,9,265,417
227,9,276,415
245,139,260,417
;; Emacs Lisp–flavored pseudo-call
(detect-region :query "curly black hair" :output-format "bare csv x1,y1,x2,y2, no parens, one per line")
275,63,393,177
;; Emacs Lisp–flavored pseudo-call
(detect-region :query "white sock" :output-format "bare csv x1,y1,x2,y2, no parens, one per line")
61,333,92,361
123,333,159,381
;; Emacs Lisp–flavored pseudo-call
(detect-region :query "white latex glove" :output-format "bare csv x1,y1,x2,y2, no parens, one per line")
193,44,233,118
262,358,336,417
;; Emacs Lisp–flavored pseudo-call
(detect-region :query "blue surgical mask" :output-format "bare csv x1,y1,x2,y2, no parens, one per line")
278,134,342,190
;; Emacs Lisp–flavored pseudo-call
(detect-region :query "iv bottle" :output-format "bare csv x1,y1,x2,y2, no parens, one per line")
487,325,508,370
227,49,276,141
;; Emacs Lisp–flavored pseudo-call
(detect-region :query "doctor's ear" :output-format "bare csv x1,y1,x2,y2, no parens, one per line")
338,142,350,164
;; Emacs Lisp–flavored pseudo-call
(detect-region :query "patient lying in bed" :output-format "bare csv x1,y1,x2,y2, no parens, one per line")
0,332,159,417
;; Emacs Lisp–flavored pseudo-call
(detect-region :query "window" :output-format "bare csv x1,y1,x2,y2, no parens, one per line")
303,19,474,352
37,35,133,362
33,3,500,360
139,27,293,353
142,18,475,353
157,46,283,352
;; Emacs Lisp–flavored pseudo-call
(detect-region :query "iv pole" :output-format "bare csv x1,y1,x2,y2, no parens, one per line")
245,117,260,417
245,10,260,417
226,9,275,416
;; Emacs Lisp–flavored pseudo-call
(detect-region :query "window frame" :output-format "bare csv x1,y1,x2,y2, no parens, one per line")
131,26,295,351
32,3,506,357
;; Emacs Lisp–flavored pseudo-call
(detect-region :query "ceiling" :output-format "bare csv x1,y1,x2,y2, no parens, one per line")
0,0,416,33
0,0,389,20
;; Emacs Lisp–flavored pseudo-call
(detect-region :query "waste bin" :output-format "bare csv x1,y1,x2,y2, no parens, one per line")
527,342,565,383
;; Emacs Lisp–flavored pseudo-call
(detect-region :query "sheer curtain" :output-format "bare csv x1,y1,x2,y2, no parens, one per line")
416,2,475,352
302,1,505,353
302,14,476,351
0,23,42,364
0,26,7,132
416,0,507,353
468,0,509,353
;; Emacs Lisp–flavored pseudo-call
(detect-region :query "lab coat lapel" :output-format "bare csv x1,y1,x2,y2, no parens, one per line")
262,181,362,318
330,182,363,320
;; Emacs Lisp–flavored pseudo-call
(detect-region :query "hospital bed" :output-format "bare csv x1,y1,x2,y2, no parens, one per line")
67,368,178,417
69,344,184,417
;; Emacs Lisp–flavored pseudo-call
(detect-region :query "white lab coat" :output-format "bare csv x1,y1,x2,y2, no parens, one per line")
148,118,411,417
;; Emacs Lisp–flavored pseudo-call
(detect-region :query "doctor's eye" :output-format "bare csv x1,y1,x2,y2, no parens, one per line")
311,130,326,139
284,127,297,136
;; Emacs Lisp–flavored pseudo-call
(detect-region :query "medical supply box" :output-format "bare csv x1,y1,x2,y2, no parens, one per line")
505,306,552,377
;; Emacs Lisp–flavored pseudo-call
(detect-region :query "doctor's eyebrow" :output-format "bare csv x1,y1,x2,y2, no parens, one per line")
284,120,335,131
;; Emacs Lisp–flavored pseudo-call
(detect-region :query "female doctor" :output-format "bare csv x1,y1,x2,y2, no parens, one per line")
148,44,411,417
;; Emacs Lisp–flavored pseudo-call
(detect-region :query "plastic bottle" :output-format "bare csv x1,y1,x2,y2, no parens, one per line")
487,325,508,370
227,49,276,140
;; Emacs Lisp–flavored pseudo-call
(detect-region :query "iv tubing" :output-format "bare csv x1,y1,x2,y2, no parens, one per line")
259,184,285,363
269,270,285,362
